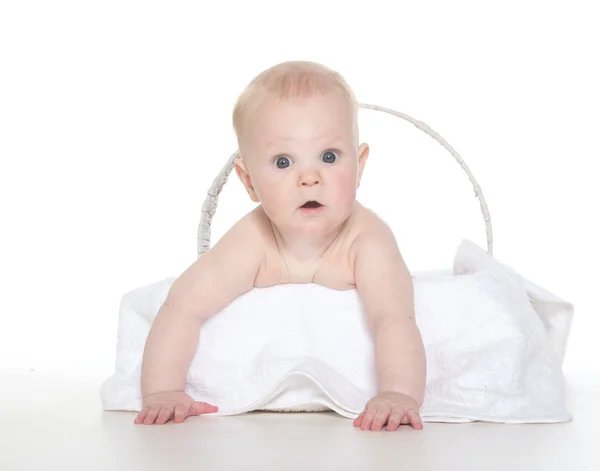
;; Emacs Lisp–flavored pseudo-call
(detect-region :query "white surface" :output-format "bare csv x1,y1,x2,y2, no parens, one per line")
102,240,572,423
1,373,597,471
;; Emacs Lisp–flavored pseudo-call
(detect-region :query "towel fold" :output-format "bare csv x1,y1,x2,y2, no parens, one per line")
101,240,573,423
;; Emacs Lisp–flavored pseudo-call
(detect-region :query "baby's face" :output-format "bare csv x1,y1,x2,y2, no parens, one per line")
236,91,368,237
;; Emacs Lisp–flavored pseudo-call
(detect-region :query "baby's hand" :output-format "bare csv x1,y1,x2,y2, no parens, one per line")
134,391,218,425
353,391,423,431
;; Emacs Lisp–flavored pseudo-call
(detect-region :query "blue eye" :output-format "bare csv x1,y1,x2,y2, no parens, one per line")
322,151,338,163
274,156,292,169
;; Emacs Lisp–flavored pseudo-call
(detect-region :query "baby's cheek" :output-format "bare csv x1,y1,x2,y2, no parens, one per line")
256,179,289,215
331,171,358,205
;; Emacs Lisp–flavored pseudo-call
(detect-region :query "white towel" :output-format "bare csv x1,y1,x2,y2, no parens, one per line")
101,240,573,423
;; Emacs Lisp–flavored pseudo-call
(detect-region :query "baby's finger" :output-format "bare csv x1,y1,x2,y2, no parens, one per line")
371,407,391,431
134,407,150,424
353,411,366,428
190,401,219,416
386,410,405,431
155,406,173,425
173,403,189,423
360,407,378,431
406,408,424,430
143,406,160,425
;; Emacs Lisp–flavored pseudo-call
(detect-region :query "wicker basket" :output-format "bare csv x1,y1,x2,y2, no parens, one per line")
197,103,493,258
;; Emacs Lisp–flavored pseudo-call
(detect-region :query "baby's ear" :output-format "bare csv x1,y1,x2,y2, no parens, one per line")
357,143,370,188
234,157,260,202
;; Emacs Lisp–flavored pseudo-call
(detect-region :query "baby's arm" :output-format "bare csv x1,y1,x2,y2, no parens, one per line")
135,212,264,425
351,219,426,431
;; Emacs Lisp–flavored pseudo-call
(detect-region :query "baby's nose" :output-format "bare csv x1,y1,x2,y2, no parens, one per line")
299,172,321,186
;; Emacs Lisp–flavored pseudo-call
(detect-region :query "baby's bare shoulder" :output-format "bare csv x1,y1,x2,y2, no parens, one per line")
241,205,276,246
224,206,279,265
165,208,270,318
349,203,393,240
217,206,269,243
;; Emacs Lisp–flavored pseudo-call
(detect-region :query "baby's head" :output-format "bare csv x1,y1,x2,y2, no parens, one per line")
232,61,369,237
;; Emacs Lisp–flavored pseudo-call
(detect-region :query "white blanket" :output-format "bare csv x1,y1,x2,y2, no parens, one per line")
101,240,573,423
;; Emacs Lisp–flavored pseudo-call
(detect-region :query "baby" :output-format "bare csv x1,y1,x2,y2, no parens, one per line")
134,61,426,432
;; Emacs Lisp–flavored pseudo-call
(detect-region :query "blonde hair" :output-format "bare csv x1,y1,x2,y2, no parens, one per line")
232,61,359,143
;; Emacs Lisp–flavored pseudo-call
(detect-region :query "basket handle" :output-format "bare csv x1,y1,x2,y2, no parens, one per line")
197,103,493,257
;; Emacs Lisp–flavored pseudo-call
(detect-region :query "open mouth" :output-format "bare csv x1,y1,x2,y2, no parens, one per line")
300,201,323,209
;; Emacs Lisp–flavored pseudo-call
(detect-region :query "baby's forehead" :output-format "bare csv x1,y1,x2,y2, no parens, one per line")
257,98,353,129
239,92,358,152
252,123,352,146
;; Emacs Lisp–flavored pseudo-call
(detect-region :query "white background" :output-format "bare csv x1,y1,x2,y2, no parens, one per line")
1,1,598,386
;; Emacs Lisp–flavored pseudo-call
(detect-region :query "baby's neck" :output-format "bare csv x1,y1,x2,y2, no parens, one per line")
270,223,343,264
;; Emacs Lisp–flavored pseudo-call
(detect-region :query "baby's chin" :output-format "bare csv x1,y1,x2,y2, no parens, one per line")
285,220,344,239
295,207,354,231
